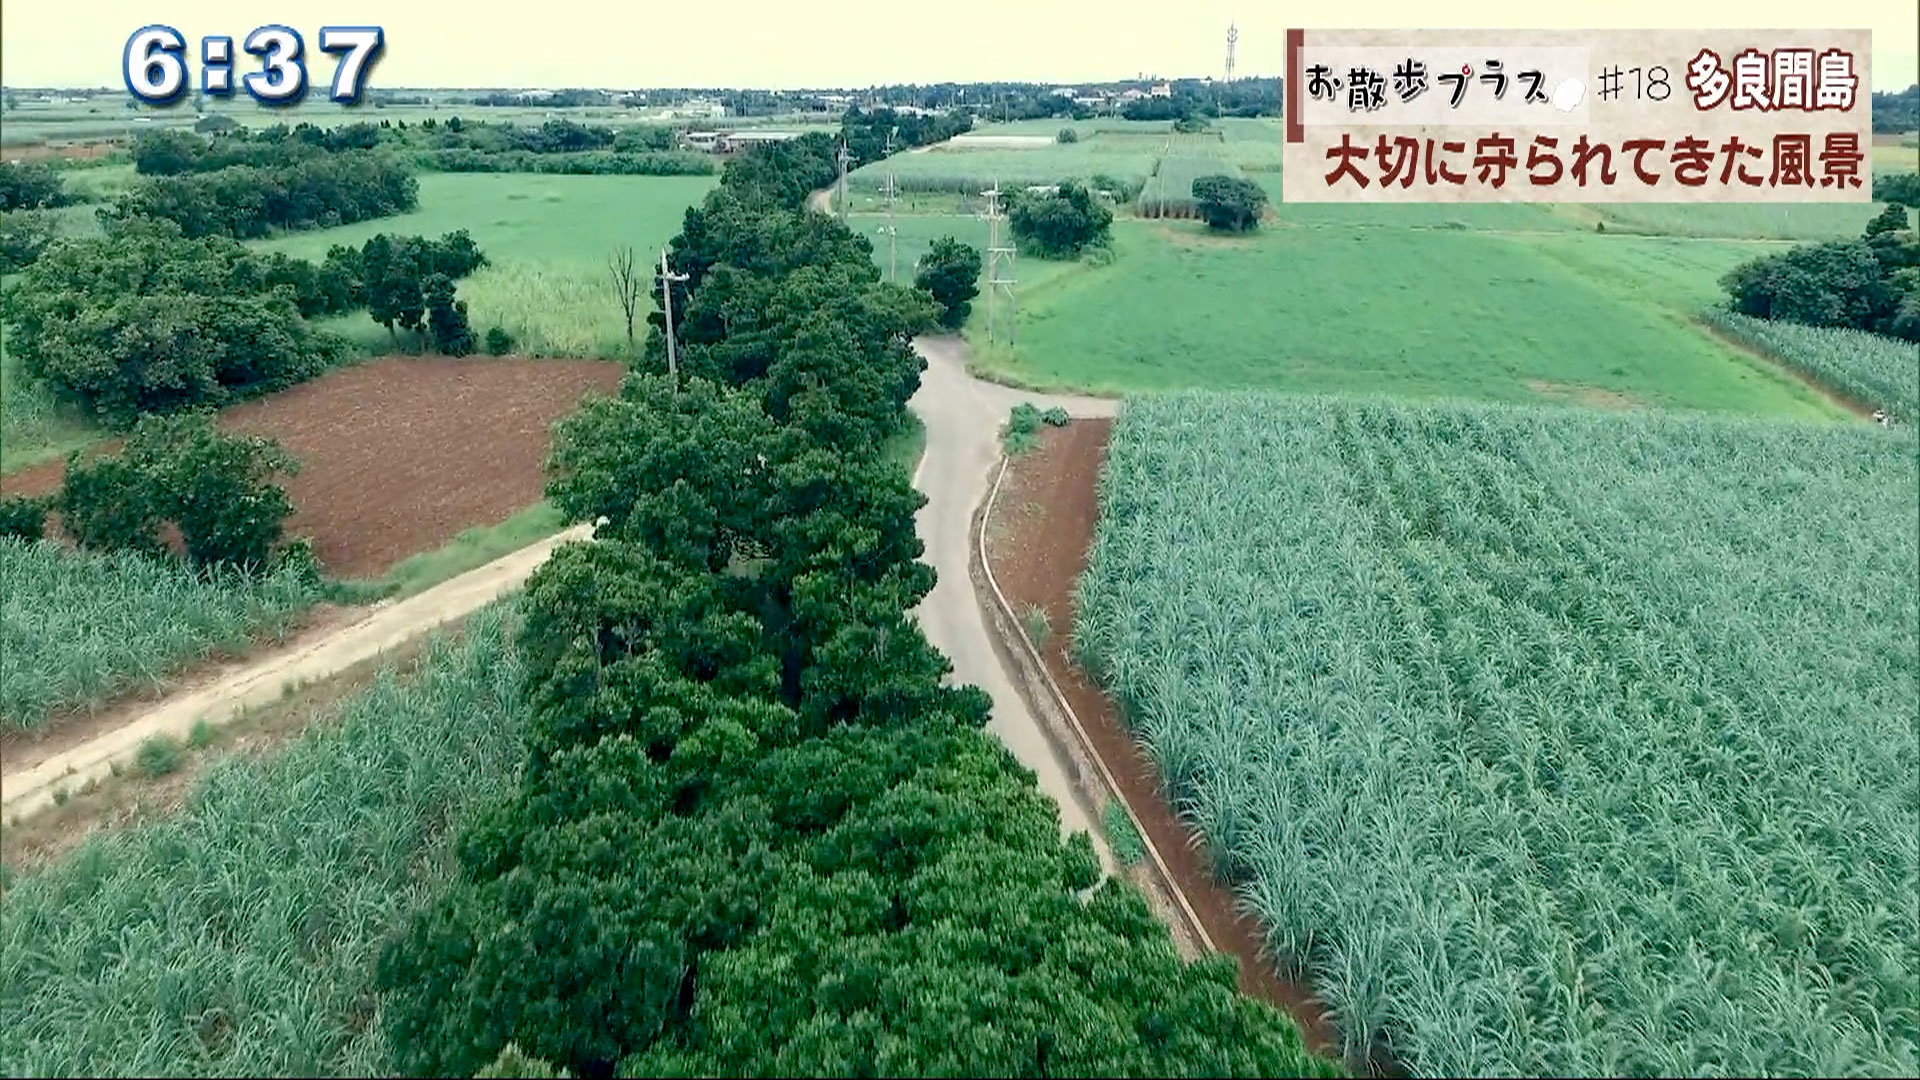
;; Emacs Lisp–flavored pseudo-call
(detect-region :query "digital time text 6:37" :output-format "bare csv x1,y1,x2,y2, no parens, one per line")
123,25,385,107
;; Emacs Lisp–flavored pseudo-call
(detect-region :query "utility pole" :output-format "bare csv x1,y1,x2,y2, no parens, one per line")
882,127,899,282
835,139,850,220
980,181,1017,348
659,249,688,382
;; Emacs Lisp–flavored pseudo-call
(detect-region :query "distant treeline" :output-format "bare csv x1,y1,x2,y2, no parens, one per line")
841,107,973,167
1872,86,1919,134
418,149,714,175
104,151,418,239
136,118,718,177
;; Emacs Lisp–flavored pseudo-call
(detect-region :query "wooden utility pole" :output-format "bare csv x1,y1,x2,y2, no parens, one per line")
659,249,689,381
835,139,850,220
882,127,899,281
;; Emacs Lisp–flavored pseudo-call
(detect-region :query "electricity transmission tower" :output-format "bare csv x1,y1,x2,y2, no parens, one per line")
980,182,1017,347
880,128,899,281
658,249,689,382
1225,22,1238,83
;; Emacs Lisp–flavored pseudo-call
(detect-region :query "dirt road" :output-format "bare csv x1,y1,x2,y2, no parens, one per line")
1,525,593,823
5,336,1121,862
908,337,1120,860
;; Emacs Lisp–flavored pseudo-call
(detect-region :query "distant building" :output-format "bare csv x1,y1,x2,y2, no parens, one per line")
682,129,801,154
1118,89,1148,102
718,130,799,151
1051,87,1078,97
518,89,554,102
666,97,727,120
1150,82,1173,98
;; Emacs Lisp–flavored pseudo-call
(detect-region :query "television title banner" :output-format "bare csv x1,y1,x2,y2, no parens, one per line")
1282,28,1873,203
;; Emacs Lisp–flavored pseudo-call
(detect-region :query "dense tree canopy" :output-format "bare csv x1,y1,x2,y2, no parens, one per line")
1192,175,1268,232
1009,180,1113,259
376,133,1334,1079
104,151,418,239
1721,208,1919,341
0,161,71,211
915,236,983,329
57,413,300,572
3,222,485,420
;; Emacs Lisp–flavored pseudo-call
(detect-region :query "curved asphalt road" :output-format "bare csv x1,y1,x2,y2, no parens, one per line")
908,336,1120,855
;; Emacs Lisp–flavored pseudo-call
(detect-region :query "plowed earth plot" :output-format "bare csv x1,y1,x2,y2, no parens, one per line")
3,356,623,579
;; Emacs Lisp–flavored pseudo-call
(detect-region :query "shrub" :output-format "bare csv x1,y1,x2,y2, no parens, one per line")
1056,128,1080,144
485,326,516,355
58,414,300,572
0,161,69,210
0,495,52,542
1024,604,1051,645
125,413,299,573
1193,174,1269,232
0,208,56,271
135,733,184,777
59,453,168,558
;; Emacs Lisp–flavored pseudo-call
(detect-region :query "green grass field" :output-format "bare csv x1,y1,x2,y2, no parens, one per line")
252,172,716,358
1,342,100,474
0,606,527,1077
1076,393,1919,1076
965,217,1844,418
0,539,321,731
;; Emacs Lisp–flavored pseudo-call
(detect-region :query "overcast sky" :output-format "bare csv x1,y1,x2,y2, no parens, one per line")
2,1,1915,91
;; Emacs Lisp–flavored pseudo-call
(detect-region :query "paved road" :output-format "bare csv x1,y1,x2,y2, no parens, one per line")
907,336,1120,856
2,526,593,824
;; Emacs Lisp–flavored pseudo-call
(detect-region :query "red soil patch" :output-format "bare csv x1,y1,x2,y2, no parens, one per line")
2,356,622,578
0,141,118,162
983,420,1347,1063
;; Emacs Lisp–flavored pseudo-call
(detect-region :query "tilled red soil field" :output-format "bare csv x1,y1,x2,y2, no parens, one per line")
3,356,623,578
983,418,1345,1061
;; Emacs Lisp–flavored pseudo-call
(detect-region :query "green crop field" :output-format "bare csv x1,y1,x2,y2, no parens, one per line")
1137,155,1247,218
968,218,1844,418
1702,309,1920,421
0,539,321,731
252,172,716,358
1075,394,1919,1077
846,121,1282,198
0,607,527,1077
1591,200,1906,241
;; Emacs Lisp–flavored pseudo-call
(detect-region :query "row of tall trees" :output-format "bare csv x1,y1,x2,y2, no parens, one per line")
373,132,1334,1078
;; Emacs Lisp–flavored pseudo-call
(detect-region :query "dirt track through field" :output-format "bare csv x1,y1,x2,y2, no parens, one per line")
1,526,591,824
